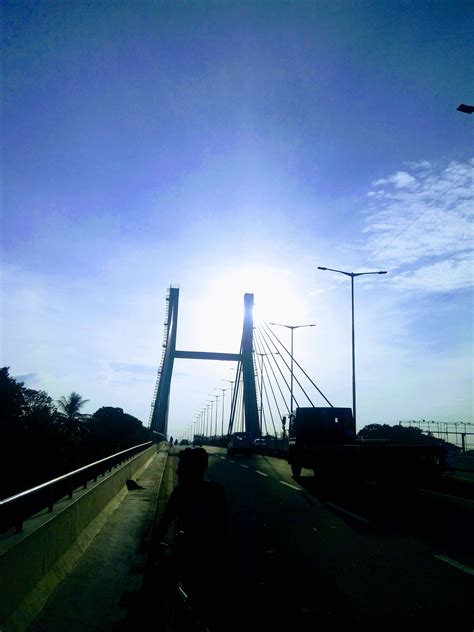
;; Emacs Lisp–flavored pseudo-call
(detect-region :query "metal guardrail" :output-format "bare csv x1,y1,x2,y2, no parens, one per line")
0,441,153,534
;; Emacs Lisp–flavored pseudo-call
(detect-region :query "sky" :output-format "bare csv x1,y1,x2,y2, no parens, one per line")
1,1,473,441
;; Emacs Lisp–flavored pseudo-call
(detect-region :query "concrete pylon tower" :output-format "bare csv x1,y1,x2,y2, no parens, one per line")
240,293,259,438
150,287,259,440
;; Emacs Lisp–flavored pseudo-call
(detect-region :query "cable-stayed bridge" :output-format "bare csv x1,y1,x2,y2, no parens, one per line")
149,286,333,443
1,287,473,631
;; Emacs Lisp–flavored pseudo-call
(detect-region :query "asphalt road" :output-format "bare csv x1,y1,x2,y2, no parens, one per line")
195,446,474,632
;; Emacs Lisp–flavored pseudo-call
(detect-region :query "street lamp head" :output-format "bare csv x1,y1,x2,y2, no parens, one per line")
457,103,474,114
317,266,327,270
378,271,388,275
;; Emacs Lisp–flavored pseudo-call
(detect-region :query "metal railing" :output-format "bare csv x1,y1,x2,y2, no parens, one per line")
0,441,153,534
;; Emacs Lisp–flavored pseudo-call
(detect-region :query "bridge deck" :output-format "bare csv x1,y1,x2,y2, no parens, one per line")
28,450,167,632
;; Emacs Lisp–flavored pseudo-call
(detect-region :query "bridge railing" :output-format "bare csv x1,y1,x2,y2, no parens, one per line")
0,441,153,534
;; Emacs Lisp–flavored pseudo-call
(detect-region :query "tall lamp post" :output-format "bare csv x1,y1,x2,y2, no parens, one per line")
210,394,219,437
221,379,236,428
317,266,387,427
269,322,316,414
199,409,205,436
206,401,214,438
214,388,229,435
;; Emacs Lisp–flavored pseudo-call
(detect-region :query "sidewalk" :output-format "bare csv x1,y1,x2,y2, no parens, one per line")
29,448,168,632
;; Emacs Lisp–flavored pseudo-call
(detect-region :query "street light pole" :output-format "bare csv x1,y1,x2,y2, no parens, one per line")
206,401,214,438
317,266,387,427
212,395,219,436
214,388,229,435
269,323,316,414
221,379,236,421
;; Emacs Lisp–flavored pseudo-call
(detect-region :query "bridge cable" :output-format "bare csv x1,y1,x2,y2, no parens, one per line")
228,360,243,435
254,331,280,436
254,326,292,413
262,322,333,407
256,326,296,413
254,329,284,433
257,324,310,407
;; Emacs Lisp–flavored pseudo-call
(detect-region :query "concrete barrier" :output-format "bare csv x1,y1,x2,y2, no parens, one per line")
0,445,165,628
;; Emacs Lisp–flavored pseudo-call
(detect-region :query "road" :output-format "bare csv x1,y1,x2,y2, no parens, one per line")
187,446,474,631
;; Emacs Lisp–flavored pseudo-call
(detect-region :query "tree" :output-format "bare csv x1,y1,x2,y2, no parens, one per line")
358,423,448,446
0,366,26,430
86,406,150,459
56,392,90,438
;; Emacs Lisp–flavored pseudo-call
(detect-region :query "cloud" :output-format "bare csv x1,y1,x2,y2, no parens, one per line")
391,252,474,292
110,362,158,375
12,372,40,385
363,158,474,292
373,171,416,189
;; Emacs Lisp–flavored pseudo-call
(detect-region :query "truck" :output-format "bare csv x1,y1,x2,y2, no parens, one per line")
287,407,447,486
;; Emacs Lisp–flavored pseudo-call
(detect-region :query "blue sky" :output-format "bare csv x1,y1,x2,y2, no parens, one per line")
1,1,473,439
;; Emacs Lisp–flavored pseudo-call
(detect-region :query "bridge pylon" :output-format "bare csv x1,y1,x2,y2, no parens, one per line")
149,287,259,440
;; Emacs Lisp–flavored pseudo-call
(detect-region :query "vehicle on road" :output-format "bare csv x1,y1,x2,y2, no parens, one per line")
287,407,447,486
227,432,252,457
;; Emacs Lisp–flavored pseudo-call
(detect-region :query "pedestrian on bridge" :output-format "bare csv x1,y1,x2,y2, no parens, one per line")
152,447,229,630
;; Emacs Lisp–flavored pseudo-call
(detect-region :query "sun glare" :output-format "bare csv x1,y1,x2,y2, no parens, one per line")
182,264,310,352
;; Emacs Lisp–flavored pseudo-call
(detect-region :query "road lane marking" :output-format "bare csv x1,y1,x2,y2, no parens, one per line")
325,502,369,524
434,554,474,577
220,457,226,460
279,481,302,491
256,470,269,477
417,489,474,505
229,460,235,463
240,464,249,469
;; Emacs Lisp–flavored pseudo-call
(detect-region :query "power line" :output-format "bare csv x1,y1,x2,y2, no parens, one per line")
315,167,471,300
360,170,469,268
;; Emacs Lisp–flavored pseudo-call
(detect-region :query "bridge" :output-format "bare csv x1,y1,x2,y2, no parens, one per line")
1,288,473,631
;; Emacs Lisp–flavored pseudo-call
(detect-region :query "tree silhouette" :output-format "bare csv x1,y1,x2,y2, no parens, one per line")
56,392,90,437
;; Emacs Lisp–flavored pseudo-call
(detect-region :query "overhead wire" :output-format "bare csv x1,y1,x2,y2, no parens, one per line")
359,170,470,269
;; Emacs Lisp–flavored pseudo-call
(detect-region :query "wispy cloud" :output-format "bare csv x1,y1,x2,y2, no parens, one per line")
12,372,40,385
110,362,157,375
373,171,416,189
362,158,474,292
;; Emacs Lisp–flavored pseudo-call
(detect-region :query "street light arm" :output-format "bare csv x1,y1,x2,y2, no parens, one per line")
317,266,353,276
353,270,387,277
269,323,316,330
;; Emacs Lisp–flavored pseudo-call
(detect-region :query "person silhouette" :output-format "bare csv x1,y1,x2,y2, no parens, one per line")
152,448,229,629
154,447,228,551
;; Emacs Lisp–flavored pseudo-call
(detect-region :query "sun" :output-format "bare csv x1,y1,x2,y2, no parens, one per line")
181,263,310,353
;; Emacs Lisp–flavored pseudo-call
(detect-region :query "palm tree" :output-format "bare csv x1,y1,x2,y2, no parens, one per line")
56,392,90,436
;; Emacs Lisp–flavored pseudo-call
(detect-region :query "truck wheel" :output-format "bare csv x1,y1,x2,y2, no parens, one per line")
291,462,302,478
